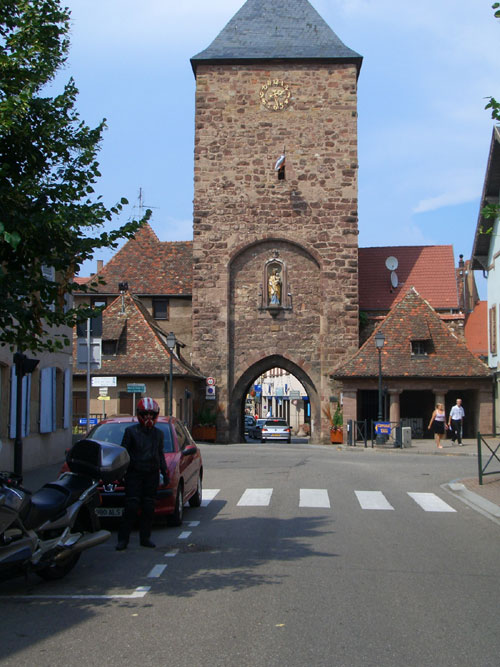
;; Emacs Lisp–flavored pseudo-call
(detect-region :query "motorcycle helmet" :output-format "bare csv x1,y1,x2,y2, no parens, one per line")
137,397,160,429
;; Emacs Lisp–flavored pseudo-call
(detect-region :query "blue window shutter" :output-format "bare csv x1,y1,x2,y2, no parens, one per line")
52,367,57,431
10,366,30,438
40,368,55,433
63,368,71,429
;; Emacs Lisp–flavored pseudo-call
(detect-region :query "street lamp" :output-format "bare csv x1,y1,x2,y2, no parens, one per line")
166,331,176,416
374,331,385,444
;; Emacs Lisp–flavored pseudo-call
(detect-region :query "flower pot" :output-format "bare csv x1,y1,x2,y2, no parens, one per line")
192,425,216,442
330,428,343,444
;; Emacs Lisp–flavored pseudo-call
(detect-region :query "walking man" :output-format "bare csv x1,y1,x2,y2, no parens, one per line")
448,398,465,445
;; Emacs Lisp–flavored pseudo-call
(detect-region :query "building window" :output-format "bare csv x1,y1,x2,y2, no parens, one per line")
489,305,497,355
153,298,169,320
102,340,118,356
411,340,429,356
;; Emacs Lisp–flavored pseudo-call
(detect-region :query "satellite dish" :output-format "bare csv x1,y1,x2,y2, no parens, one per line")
385,256,398,271
390,271,399,288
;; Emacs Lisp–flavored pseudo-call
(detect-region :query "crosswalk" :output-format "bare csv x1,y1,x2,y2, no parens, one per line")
201,488,457,513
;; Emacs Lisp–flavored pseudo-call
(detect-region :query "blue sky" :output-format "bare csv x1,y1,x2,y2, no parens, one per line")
60,0,499,298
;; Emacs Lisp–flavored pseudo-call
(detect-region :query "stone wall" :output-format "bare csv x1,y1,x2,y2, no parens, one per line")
192,62,360,442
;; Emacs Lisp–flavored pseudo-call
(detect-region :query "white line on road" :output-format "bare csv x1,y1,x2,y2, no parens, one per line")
408,492,456,512
0,586,151,600
201,489,220,506
147,564,167,578
178,531,192,539
188,521,200,527
355,490,394,510
299,489,330,508
165,549,179,557
237,488,273,506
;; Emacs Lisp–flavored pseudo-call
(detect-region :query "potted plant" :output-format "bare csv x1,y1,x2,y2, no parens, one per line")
192,406,217,442
323,404,343,443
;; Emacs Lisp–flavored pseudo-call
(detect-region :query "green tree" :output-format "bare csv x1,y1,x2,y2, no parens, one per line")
0,0,150,353
484,3,500,123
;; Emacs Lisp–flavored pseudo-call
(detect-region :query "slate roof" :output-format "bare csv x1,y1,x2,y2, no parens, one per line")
471,126,500,270
79,224,192,296
191,0,362,73
358,246,459,311
332,288,491,379
75,292,204,379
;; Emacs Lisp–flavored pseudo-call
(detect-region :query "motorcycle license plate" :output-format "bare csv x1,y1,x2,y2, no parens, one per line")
95,507,123,517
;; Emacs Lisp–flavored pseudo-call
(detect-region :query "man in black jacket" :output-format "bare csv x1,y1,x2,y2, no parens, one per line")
116,398,169,550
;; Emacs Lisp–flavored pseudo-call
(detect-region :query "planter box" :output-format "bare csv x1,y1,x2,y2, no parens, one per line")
330,428,343,444
192,425,216,442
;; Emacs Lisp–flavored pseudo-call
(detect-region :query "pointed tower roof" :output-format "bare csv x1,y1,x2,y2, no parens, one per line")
191,0,362,75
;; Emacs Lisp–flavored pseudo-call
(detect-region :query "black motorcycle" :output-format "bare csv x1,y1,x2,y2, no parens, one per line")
0,439,129,581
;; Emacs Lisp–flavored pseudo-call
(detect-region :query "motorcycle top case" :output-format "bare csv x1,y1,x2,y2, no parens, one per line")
66,439,130,483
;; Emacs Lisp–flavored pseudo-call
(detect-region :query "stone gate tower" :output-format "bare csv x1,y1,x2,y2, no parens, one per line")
190,0,362,443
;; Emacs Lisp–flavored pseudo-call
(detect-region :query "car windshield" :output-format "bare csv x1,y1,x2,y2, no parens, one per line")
88,421,174,453
265,419,288,427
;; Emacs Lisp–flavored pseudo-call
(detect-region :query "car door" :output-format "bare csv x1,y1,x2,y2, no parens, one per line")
173,420,198,497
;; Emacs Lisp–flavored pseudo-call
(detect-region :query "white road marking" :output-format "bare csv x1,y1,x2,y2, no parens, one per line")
165,549,179,557
188,521,200,527
355,490,394,510
147,564,167,578
237,488,273,506
178,531,192,539
299,489,330,508
408,492,456,512
0,586,151,600
201,489,220,506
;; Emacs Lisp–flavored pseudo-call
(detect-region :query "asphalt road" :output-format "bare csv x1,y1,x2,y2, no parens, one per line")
1,443,499,667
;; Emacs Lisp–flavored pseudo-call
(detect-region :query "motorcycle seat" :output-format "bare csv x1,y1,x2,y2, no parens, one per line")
23,485,70,530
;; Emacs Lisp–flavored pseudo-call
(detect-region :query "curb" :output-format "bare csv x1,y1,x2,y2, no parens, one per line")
442,481,500,526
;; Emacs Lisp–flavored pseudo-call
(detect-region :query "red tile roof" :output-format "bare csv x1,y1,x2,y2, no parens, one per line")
78,224,193,295
464,301,488,358
359,246,459,311
74,292,204,378
332,288,491,379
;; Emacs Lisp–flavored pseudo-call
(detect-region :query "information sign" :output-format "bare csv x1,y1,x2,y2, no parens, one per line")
127,384,146,393
91,377,117,387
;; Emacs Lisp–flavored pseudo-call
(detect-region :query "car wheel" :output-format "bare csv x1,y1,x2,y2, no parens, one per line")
189,474,202,508
261,438,266,443
168,483,184,526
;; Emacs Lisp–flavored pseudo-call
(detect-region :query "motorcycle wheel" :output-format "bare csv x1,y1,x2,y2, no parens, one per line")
37,552,81,581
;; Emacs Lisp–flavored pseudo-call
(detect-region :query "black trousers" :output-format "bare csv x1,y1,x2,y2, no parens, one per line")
117,469,158,544
450,419,462,443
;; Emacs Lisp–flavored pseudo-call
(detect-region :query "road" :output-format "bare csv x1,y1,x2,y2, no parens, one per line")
1,443,499,666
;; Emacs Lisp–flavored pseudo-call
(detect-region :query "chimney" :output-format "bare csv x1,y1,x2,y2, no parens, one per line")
97,259,103,272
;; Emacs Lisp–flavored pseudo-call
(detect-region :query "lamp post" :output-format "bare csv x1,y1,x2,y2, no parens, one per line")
374,331,385,444
166,331,176,416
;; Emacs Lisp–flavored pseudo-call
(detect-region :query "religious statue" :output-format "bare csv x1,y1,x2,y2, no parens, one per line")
268,267,282,305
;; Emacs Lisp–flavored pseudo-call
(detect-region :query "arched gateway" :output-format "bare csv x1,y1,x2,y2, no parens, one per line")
190,0,363,443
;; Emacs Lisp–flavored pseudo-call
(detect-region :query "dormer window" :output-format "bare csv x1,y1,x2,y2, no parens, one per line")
411,340,431,356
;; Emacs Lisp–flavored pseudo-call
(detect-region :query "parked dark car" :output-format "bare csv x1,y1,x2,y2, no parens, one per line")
244,415,256,434
61,416,202,526
260,418,292,443
248,418,266,439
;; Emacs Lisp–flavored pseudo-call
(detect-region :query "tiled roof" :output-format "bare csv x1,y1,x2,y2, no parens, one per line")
78,224,193,296
191,0,362,72
74,292,204,378
359,246,459,311
464,301,488,358
332,288,491,379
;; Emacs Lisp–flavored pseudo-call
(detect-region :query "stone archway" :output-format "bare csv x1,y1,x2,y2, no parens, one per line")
229,354,320,443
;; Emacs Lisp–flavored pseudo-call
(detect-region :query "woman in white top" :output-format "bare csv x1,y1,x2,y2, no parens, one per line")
428,403,446,449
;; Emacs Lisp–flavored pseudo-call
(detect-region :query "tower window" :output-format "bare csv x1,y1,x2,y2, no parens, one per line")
153,298,169,320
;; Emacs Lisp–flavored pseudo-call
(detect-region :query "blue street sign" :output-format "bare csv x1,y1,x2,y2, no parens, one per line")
375,422,392,435
79,418,98,426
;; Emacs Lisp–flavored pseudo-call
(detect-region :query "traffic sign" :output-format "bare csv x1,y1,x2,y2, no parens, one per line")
92,377,117,387
375,421,392,435
97,395,110,401
206,377,215,386
127,383,146,393
206,385,216,400
99,387,108,396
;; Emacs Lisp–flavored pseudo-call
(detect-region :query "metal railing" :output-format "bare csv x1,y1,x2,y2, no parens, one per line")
477,433,500,485
346,420,369,447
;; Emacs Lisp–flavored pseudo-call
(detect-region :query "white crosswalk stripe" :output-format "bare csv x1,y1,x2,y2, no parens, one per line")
355,490,394,510
237,488,273,506
408,492,456,512
299,488,330,508
201,489,220,506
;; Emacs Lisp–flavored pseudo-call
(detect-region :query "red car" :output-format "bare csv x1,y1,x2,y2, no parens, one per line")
63,416,203,526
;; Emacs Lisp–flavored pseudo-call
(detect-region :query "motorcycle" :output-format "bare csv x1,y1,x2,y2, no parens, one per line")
0,439,129,581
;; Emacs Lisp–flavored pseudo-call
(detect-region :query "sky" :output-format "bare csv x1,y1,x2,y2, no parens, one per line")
59,0,499,298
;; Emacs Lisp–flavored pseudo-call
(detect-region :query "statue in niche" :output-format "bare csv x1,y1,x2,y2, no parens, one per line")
268,267,282,305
